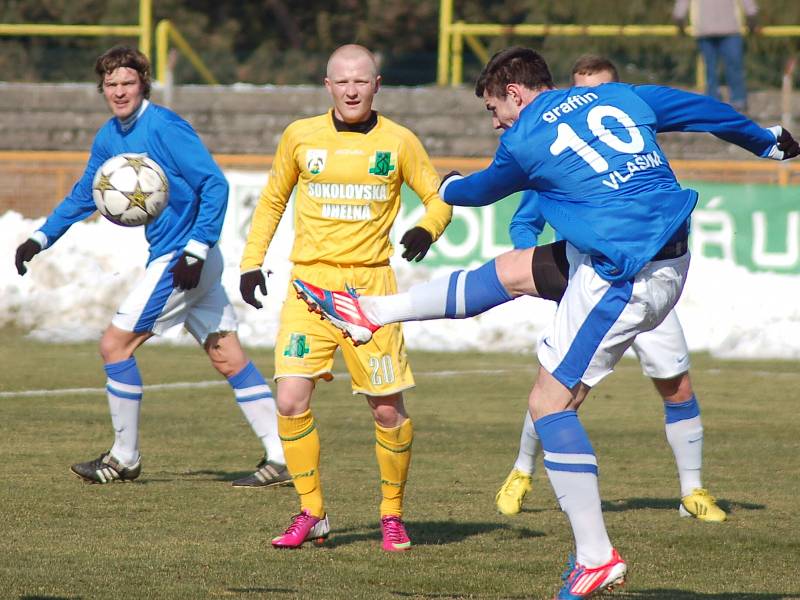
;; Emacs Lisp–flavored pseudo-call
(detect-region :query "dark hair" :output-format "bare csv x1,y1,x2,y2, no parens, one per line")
475,47,554,98
571,54,619,82
95,46,151,98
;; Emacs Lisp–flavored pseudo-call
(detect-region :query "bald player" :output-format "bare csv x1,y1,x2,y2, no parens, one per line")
239,44,452,551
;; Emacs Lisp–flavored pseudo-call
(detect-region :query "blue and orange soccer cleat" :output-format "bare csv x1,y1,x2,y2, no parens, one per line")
554,548,627,599
293,279,379,346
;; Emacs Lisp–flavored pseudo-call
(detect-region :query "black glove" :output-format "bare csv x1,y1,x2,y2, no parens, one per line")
171,252,205,290
15,238,42,276
777,128,800,160
240,269,268,309
400,226,434,262
439,170,462,192
746,14,758,35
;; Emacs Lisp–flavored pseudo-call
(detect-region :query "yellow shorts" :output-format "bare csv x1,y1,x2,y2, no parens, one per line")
274,263,415,396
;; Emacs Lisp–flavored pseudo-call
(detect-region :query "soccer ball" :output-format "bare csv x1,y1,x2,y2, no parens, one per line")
92,153,169,226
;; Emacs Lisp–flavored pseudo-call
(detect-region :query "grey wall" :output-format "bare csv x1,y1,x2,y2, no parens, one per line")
0,82,794,160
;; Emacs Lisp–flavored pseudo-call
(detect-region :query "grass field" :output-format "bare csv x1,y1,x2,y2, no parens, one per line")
1,331,799,600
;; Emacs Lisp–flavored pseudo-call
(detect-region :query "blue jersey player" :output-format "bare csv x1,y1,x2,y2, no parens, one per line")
14,46,288,489
496,56,723,525
292,47,798,598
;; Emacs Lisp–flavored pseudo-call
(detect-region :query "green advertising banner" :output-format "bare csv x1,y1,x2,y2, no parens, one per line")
397,181,800,274
225,172,799,275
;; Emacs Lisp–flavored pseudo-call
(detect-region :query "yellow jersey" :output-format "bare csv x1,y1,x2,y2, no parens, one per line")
241,111,452,271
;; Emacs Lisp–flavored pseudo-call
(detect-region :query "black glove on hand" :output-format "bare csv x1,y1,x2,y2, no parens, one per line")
439,170,462,192
400,226,434,262
240,269,268,309
15,238,42,276
777,128,800,160
171,252,205,290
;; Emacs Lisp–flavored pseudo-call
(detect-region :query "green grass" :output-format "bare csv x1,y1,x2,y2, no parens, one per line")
1,332,799,599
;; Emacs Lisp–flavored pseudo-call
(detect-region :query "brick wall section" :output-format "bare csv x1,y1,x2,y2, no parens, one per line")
0,82,795,217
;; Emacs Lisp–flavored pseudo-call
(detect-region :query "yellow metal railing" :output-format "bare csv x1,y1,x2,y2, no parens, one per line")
155,20,218,85
0,2,217,86
438,0,800,86
0,0,152,59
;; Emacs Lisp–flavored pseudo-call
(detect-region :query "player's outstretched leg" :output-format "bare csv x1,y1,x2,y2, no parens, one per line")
496,410,539,515
293,258,514,346
293,280,379,345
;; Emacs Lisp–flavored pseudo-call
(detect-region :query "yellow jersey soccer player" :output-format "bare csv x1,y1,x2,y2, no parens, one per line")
239,44,452,551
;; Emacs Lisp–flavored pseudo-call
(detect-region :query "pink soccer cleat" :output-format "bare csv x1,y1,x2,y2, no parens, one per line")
271,509,330,549
380,515,412,552
293,279,379,346
555,548,627,599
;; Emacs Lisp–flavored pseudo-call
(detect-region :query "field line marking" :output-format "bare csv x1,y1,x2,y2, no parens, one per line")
0,368,520,399
2,366,797,400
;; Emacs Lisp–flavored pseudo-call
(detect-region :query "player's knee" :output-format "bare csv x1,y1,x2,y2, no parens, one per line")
205,331,247,377
369,393,407,426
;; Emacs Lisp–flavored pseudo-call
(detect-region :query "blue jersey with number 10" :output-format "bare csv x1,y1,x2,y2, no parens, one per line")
443,83,778,281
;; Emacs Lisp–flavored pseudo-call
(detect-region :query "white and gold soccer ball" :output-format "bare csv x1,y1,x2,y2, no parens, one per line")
92,153,169,227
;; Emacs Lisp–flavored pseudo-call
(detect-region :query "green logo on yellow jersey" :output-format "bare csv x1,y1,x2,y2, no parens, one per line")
369,151,395,176
284,333,311,358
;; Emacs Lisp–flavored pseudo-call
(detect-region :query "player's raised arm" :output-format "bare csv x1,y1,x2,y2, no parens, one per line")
633,84,799,160
439,142,530,207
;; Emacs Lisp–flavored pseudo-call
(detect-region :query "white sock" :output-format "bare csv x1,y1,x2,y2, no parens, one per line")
361,275,452,325
228,361,284,465
238,397,285,464
513,410,541,475
547,469,613,567
108,395,141,466
665,415,703,497
105,358,142,466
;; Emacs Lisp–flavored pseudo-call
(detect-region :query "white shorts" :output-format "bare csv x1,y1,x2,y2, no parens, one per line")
112,245,237,344
537,243,690,389
630,308,690,379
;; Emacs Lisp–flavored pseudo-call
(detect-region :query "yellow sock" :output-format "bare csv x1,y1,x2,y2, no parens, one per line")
278,409,324,518
375,418,413,518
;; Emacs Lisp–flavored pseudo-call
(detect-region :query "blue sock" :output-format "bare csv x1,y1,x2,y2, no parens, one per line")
105,357,143,465
443,259,513,318
228,361,283,464
664,395,703,496
535,410,611,567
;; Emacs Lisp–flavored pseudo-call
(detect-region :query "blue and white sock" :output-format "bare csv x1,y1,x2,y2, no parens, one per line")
229,362,284,465
361,259,513,325
536,410,612,568
105,357,143,466
664,395,703,497
514,410,541,475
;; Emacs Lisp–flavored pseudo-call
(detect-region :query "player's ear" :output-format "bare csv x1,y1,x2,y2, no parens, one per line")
374,75,382,94
506,83,524,106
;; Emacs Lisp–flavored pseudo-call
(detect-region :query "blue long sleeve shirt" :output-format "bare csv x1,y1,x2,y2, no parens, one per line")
38,101,229,264
443,83,779,281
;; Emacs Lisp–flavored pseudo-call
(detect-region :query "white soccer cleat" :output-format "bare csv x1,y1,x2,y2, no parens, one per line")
292,279,379,346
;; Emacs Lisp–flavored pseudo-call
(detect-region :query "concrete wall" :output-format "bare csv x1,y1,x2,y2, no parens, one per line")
0,82,795,217
2,81,794,157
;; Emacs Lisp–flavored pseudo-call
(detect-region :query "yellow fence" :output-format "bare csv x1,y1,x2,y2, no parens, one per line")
437,0,800,86
0,0,216,86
